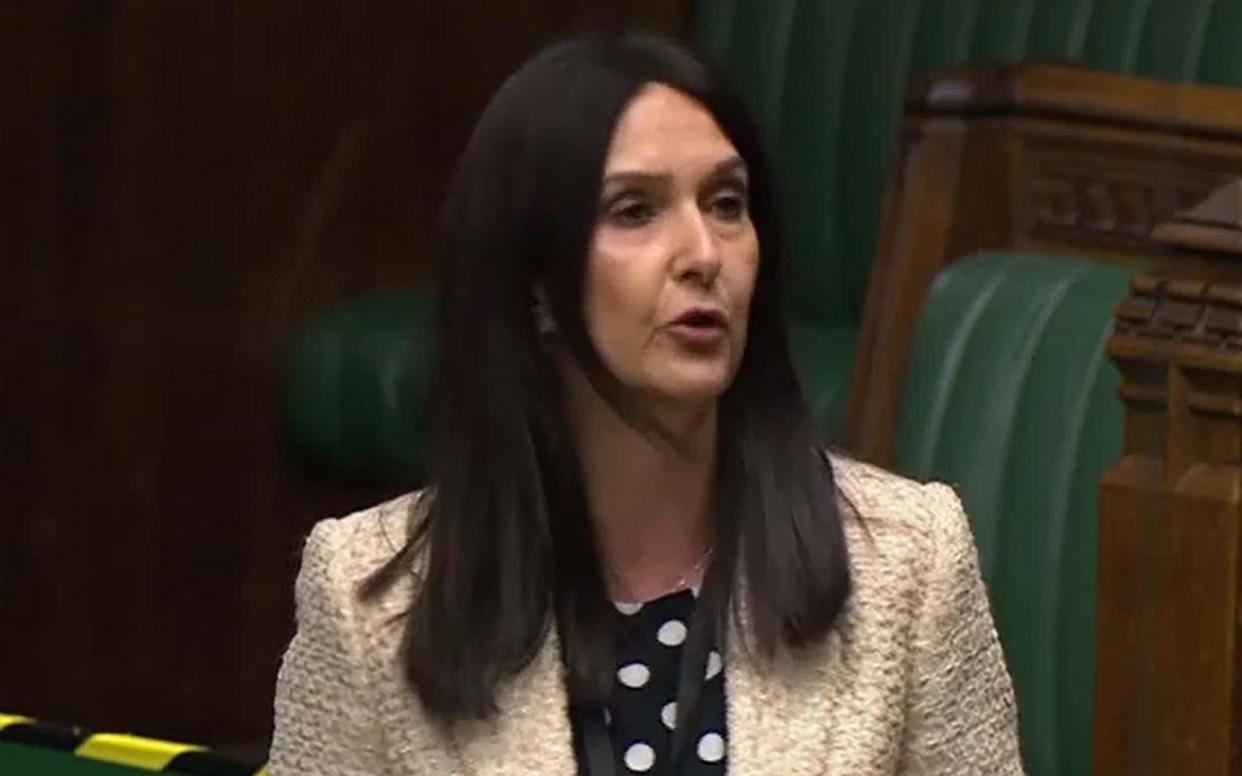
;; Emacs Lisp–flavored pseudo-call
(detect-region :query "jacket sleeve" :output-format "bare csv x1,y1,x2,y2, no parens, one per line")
899,483,1025,775
269,519,387,775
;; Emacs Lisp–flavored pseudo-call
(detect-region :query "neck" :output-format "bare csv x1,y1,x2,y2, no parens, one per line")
561,361,717,602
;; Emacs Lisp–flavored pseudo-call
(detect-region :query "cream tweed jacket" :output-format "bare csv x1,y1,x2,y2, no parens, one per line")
270,456,1024,775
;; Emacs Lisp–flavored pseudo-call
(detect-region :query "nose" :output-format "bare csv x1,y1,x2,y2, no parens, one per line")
672,203,722,288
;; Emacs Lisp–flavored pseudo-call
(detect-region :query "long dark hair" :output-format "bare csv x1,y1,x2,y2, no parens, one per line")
362,32,851,723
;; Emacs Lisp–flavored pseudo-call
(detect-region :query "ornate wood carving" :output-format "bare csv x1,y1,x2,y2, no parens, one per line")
1114,275,1242,351
1153,179,1242,254
1097,181,1242,776
1019,148,1228,249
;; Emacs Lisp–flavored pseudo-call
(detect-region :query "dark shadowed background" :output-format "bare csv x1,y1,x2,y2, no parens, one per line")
1,0,691,754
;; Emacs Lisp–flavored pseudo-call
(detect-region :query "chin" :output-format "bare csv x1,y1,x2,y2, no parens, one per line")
649,365,735,404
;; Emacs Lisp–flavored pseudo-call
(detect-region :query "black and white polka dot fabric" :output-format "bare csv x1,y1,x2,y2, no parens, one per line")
572,588,727,774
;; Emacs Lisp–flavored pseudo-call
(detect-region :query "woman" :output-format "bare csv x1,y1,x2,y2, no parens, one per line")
270,33,1022,775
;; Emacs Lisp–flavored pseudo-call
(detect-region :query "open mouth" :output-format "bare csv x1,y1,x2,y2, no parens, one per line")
672,308,727,330
667,308,729,349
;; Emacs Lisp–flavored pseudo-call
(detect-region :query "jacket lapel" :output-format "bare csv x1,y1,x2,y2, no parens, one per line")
725,613,839,774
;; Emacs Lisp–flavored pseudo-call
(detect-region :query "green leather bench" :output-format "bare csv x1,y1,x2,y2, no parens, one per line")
894,251,1131,776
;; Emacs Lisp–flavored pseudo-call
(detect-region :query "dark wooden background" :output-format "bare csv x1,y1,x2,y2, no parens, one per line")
1,0,691,753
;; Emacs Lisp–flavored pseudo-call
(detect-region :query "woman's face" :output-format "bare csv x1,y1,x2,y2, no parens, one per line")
582,84,759,410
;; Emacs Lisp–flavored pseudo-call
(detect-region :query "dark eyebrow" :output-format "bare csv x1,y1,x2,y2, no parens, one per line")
600,170,670,190
600,155,748,190
708,156,748,182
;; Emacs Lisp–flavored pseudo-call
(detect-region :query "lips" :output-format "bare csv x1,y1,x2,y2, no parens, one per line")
666,306,729,349
670,307,728,330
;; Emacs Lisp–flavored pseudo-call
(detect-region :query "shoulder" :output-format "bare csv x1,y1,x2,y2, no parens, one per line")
295,491,428,621
826,457,1020,767
829,453,965,532
273,493,434,773
826,453,975,589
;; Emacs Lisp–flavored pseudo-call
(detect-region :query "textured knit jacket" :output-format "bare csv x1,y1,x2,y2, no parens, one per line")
269,456,1024,775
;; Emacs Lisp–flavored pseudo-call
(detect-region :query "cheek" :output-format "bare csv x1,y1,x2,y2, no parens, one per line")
729,231,762,327
583,238,660,366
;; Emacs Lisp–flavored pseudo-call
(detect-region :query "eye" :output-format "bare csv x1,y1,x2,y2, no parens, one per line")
708,189,748,222
606,197,657,228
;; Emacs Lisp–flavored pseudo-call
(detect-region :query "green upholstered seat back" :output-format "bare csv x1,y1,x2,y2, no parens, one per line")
788,322,857,437
282,292,854,482
692,0,1242,327
893,251,1131,776
283,290,433,483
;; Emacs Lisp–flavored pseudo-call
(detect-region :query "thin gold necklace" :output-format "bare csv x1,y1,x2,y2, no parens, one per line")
607,545,714,603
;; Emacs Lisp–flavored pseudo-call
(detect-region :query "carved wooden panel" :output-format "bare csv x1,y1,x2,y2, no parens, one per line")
1114,274,1242,354
1101,262,1242,775
1016,144,1232,253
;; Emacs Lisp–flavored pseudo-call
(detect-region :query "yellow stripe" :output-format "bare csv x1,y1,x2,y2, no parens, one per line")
75,733,203,770
253,767,270,776
0,714,33,732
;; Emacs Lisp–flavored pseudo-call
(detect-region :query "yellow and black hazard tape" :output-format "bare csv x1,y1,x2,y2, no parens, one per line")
0,713,267,775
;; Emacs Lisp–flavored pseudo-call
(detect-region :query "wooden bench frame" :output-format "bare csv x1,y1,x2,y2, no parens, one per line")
847,62,1242,774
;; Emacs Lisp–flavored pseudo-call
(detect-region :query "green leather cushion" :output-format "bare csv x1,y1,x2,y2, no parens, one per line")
789,322,856,440
894,251,1130,776
284,290,433,484
283,292,853,482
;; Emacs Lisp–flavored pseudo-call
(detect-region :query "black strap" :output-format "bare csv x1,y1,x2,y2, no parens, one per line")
668,604,714,770
581,706,616,776
579,603,716,776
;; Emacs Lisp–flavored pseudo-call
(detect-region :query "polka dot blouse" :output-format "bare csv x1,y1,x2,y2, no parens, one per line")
571,588,727,774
